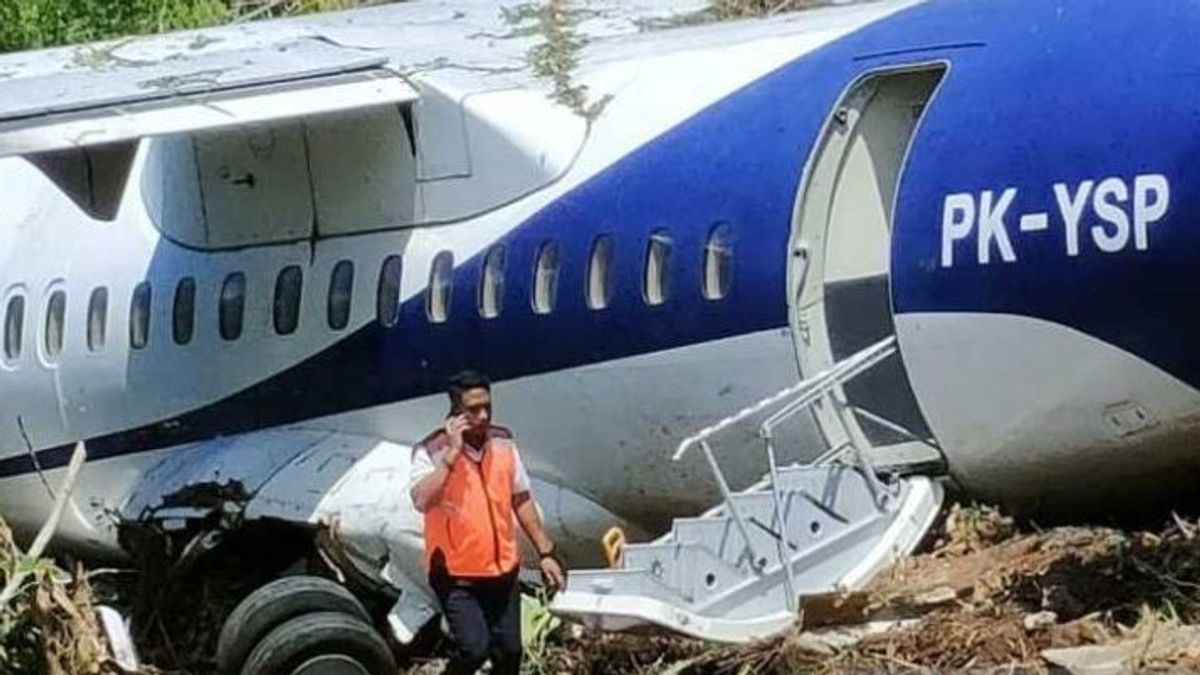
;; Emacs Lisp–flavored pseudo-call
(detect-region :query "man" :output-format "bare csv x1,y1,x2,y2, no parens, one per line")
410,370,566,675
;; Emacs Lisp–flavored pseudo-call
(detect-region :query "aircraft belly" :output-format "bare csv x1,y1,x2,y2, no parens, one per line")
896,312,1200,511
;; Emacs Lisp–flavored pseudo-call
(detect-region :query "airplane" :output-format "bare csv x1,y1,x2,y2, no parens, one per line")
0,0,1195,671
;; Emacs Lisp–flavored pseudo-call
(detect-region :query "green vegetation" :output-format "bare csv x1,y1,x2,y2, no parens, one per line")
0,0,369,54
0,519,108,674
0,0,225,53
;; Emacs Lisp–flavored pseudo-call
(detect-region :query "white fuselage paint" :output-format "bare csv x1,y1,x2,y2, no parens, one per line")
2,1,1200,630
0,1,929,562
3,0,1196,583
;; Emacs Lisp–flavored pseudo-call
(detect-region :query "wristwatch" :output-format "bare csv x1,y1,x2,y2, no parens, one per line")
538,543,557,559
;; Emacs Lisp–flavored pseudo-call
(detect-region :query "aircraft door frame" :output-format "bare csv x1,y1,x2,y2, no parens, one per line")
786,63,948,457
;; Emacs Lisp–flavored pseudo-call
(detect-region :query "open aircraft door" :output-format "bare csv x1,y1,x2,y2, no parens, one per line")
787,64,948,470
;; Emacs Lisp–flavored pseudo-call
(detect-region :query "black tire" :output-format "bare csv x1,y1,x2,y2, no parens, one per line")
239,612,397,675
217,576,371,674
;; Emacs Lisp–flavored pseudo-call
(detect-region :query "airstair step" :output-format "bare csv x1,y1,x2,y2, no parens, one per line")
621,541,751,606
863,440,946,474
550,337,944,643
705,478,884,544
561,568,687,604
551,585,798,642
553,473,943,643
704,464,883,522
671,516,796,571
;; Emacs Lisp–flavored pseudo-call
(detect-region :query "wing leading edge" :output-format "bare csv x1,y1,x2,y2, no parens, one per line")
0,39,418,159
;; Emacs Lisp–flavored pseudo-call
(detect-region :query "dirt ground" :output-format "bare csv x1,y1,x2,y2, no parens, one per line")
12,503,1200,673
508,504,1200,674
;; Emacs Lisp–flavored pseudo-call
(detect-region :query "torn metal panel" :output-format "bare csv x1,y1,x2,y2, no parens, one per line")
119,428,335,521
248,432,438,643
243,432,416,524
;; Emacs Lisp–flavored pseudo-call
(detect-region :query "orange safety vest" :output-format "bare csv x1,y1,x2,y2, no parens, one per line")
419,427,521,578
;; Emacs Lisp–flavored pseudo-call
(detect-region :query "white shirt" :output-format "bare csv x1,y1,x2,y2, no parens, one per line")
409,434,532,494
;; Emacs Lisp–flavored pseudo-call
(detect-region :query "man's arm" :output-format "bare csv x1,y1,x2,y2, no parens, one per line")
409,416,467,513
513,492,554,555
514,492,565,590
410,460,451,513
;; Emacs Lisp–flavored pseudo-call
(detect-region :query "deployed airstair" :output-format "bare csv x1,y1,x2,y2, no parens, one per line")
551,337,946,643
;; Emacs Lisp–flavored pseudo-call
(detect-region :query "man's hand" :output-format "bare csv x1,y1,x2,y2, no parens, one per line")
539,552,566,593
444,414,468,465
514,494,566,593
411,416,469,512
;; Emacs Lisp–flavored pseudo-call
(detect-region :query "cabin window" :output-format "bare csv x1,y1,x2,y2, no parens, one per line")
587,235,614,310
479,245,506,319
87,287,108,352
219,273,246,341
328,260,354,331
427,251,454,324
4,295,24,363
173,278,195,345
44,290,66,360
130,282,151,350
532,240,561,315
377,255,403,328
643,230,673,306
274,265,303,336
703,222,733,301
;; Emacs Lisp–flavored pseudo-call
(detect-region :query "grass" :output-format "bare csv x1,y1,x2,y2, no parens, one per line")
0,0,383,53
0,519,110,674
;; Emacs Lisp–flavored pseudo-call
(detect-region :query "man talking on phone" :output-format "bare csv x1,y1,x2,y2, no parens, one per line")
409,370,565,675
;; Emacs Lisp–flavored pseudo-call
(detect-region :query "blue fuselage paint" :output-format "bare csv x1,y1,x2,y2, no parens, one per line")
891,1,1200,389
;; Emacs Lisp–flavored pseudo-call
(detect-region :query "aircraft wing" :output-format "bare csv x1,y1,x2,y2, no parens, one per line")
0,0,726,163
0,38,417,159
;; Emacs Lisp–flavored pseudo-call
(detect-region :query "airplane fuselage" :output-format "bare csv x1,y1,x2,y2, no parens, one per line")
0,0,1197,605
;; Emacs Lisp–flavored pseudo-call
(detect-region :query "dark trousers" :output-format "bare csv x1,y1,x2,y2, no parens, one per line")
430,567,522,675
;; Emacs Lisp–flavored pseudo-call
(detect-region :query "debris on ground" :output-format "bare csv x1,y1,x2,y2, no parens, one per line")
16,502,1200,673
519,503,1200,674
0,520,116,674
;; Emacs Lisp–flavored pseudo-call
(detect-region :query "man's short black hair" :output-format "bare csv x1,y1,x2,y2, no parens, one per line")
448,370,491,405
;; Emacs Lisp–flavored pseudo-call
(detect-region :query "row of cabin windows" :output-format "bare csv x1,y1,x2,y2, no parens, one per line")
0,224,734,364
1,261,358,364
419,223,734,324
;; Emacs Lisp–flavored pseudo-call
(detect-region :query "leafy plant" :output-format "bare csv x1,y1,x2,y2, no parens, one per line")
0,0,387,53
0,0,228,52
0,519,111,674
521,592,562,675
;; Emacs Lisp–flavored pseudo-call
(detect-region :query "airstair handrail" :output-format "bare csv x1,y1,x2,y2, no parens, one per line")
759,337,898,441
670,335,901,610
673,336,898,461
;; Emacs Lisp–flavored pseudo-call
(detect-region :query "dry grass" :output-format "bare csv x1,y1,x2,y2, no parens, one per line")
708,0,831,20
10,499,1200,674
0,520,114,675
513,504,1200,674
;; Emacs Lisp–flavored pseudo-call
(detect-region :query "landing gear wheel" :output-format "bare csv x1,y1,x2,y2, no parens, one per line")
238,612,397,675
217,576,372,674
